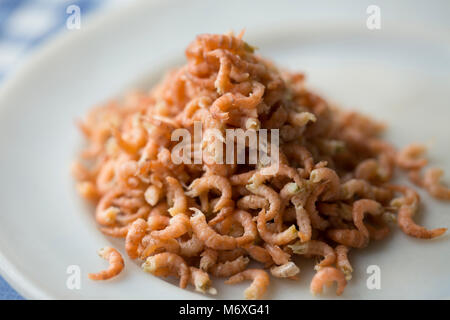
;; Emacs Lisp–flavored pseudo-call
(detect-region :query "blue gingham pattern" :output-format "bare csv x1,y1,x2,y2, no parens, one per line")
0,0,121,299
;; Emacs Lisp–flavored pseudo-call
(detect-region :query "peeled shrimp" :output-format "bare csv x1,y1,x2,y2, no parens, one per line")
139,236,180,259
200,248,218,271
210,256,250,277
289,240,335,270
423,168,450,200
246,184,281,220
256,209,298,245
291,192,312,242
166,176,188,216
390,185,446,239
264,244,290,265
310,267,347,296
225,269,270,300
189,267,217,295
187,175,233,212
125,218,148,259
147,214,170,231
335,245,353,281
151,214,190,240
309,167,340,201
241,244,274,267
397,143,427,170
352,199,383,238
190,208,238,250
270,262,300,278
88,247,124,280
142,252,190,288
178,234,204,257
326,229,369,248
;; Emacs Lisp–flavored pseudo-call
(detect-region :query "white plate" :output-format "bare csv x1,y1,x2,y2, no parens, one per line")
0,0,449,299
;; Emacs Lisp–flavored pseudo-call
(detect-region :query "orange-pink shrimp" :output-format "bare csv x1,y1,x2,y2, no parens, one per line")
139,237,180,259
210,256,250,278
326,229,369,248
309,167,340,201
151,214,190,240
241,244,274,267
225,269,270,300
335,245,353,280
423,168,450,200
237,195,268,210
264,244,290,265
144,185,162,206
142,252,190,288
178,234,204,257
231,210,258,246
199,248,218,271
88,247,124,280
390,185,446,239
310,267,347,296
166,176,188,216
190,208,238,250
187,175,233,212
95,189,123,226
352,199,383,238
250,163,304,190
291,192,312,242
397,143,428,170
270,262,300,278
256,209,298,245
147,214,170,231
289,240,336,270
246,184,281,220
99,225,129,238
189,267,217,295
125,218,148,259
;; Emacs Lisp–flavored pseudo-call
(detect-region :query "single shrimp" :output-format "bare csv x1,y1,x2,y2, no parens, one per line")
291,192,312,242
189,267,217,295
237,195,268,210
335,245,353,281
241,244,274,267
166,176,188,216
264,244,290,265
289,240,336,270
210,256,250,277
246,184,281,220
352,199,383,238
125,218,148,259
423,168,450,200
231,210,258,246
88,247,124,280
389,185,446,239
326,229,369,248
99,225,129,238
178,234,204,257
187,175,233,212
270,262,300,278
139,237,180,259
147,214,170,231
310,267,347,296
95,189,123,226
151,214,190,240
250,163,304,189
397,143,428,170
225,269,270,300
190,208,238,250
144,185,162,206
256,209,298,245
199,248,218,271
309,167,340,201
142,252,190,288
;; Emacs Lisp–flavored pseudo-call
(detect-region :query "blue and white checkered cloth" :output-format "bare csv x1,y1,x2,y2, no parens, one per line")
0,0,124,299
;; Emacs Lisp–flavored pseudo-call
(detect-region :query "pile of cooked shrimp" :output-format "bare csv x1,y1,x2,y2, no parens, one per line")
72,32,449,299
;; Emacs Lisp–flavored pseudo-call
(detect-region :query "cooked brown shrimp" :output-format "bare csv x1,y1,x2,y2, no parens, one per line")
257,209,298,245
335,245,353,281
352,199,383,238
125,218,148,259
291,192,312,242
189,267,217,295
187,175,233,212
190,208,238,250
390,185,446,239
264,244,290,265
99,225,129,238
178,234,204,257
237,195,268,210
423,168,450,200
397,143,428,170
289,240,336,270
241,244,274,267
246,184,281,220
147,214,170,231
309,167,340,201
326,229,369,248
88,247,124,280
200,248,218,271
310,267,347,296
95,189,122,226
225,269,270,300
144,185,162,206
139,237,180,259
250,163,304,189
142,252,190,288
231,210,258,245
210,256,250,277
270,262,300,278
166,176,188,216
340,179,392,203
151,214,190,240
